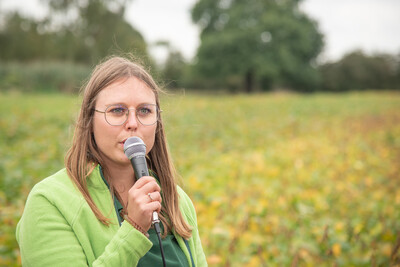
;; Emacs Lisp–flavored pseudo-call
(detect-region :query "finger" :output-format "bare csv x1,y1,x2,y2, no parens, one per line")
133,176,158,189
147,201,162,214
126,182,161,210
138,180,161,194
147,191,162,203
128,180,160,199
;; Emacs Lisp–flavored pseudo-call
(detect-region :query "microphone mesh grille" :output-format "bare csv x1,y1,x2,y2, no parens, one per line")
124,137,146,158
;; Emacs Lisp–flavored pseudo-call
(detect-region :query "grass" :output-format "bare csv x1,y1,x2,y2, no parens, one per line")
1,90,399,266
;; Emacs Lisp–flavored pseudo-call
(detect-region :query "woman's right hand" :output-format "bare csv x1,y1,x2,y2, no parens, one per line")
125,176,162,232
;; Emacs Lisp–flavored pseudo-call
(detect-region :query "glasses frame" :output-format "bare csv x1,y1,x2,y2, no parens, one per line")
94,103,162,126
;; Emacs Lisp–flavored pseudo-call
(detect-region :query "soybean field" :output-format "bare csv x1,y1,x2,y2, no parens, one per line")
0,91,399,266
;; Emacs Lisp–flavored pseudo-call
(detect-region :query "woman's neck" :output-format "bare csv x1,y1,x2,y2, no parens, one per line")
102,162,136,205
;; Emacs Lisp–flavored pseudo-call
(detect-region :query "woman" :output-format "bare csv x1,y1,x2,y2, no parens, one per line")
16,56,207,266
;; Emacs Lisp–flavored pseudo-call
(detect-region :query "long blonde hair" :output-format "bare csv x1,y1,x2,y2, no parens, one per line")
65,55,192,239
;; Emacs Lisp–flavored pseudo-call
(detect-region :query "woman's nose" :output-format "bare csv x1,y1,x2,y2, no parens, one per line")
125,109,138,130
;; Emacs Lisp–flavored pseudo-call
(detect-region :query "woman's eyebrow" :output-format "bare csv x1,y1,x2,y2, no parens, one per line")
102,102,157,107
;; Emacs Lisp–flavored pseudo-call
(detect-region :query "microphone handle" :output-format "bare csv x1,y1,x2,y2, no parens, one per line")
130,156,159,225
130,156,149,179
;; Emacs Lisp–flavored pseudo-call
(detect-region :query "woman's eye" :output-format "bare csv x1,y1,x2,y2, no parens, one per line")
138,107,151,116
109,107,126,115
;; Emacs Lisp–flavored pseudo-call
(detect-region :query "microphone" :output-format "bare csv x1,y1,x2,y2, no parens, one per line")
124,136,149,179
124,136,166,266
123,137,160,225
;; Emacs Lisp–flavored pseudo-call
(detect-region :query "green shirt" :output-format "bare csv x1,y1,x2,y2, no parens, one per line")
16,165,207,267
99,166,189,267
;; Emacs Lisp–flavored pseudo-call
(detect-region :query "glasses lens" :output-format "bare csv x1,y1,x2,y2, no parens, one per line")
136,104,158,125
105,104,128,125
103,104,159,126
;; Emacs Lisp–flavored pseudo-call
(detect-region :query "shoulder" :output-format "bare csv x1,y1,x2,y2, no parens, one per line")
176,185,192,207
30,168,82,201
176,186,198,227
24,168,86,221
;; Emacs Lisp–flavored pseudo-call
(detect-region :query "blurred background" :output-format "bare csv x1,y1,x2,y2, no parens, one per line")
0,0,399,266
0,0,399,92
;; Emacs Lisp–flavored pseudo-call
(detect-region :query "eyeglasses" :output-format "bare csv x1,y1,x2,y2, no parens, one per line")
95,104,161,126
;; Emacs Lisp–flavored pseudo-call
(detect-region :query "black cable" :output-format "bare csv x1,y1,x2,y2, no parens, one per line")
152,211,166,267
154,221,166,267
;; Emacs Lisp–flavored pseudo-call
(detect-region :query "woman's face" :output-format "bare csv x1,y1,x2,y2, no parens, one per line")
93,76,157,168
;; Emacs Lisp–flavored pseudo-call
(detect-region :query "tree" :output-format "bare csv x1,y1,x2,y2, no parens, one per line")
319,50,400,91
40,0,149,63
0,0,149,64
153,40,188,89
191,0,323,92
0,12,44,61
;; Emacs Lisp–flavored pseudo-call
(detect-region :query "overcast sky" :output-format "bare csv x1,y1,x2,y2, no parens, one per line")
1,0,400,63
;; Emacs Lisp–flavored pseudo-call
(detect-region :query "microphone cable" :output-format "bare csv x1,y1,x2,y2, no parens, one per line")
152,211,166,267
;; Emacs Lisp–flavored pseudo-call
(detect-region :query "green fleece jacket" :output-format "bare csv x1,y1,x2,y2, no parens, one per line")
16,165,207,267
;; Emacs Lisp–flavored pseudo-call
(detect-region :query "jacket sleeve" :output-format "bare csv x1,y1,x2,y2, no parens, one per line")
16,186,152,267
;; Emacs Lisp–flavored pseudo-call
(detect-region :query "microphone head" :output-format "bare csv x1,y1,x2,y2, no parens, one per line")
124,136,147,160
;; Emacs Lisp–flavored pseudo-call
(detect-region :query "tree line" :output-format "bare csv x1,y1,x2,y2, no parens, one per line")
0,0,399,93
